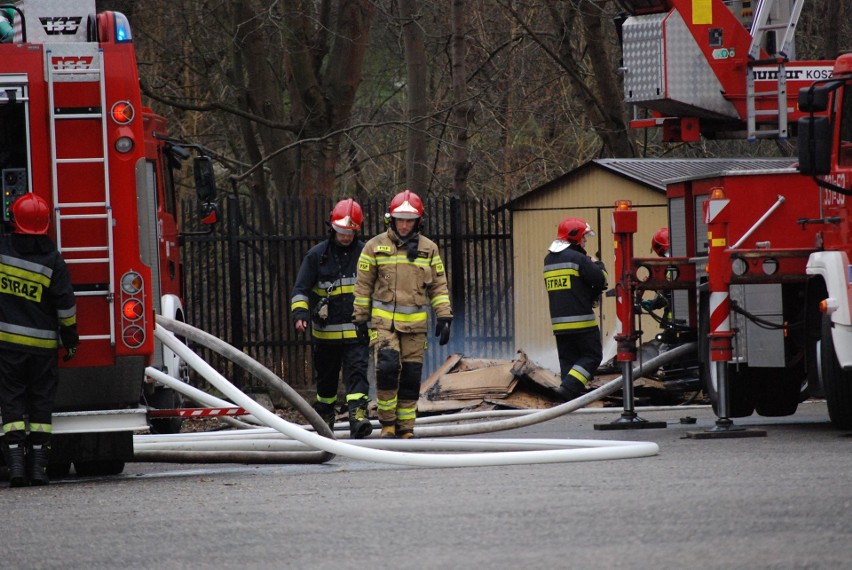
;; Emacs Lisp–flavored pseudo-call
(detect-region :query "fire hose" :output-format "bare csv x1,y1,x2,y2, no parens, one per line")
135,316,696,468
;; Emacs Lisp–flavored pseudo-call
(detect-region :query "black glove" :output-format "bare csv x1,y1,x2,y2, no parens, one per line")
63,345,77,362
355,322,370,345
435,317,452,346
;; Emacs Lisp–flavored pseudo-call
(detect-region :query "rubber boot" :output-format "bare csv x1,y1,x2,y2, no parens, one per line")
376,388,397,439
555,377,588,401
312,401,337,432
395,399,417,439
3,442,27,488
27,443,50,486
348,399,373,439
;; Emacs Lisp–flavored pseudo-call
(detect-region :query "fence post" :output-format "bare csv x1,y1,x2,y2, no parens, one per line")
449,196,466,351
227,194,244,389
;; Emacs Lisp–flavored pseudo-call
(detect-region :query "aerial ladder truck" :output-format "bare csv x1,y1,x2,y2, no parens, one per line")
612,0,852,430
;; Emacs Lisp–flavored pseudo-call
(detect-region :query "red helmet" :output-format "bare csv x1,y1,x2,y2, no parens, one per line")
556,217,594,244
388,190,423,219
330,198,363,235
651,227,670,256
11,193,51,235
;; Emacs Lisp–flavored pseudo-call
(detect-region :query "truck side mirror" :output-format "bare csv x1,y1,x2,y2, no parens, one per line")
797,116,832,175
798,81,841,113
193,156,217,203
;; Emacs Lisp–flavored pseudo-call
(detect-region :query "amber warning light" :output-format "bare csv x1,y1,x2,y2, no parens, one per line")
709,187,727,200
111,101,134,124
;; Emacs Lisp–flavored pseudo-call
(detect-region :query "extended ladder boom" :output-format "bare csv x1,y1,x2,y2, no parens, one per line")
619,0,829,142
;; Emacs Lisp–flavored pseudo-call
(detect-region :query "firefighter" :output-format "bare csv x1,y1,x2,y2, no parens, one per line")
640,227,671,314
544,217,607,401
290,199,372,439
0,8,14,43
0,194,78,487
650,227,669,257
353,190,452,438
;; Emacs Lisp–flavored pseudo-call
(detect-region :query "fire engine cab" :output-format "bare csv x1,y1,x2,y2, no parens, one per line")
612,0,852,430
0,0,216,475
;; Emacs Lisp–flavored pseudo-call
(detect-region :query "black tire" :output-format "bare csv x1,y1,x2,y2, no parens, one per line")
699,293,755,418
820,315,852,429
74,460,125,477
145,385,184,435
46,462,72,479
752,365,802,417
753,283,814,417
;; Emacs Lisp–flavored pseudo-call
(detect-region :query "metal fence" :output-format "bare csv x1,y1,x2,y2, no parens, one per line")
180,194,514,393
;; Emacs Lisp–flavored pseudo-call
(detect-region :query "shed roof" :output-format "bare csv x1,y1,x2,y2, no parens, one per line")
499,157,799,211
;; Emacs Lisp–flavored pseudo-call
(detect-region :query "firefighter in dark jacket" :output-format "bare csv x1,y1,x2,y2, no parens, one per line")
544,217,607,401
0,193,78,487
353,190,452,439
639,227,672,316
290,199,372,438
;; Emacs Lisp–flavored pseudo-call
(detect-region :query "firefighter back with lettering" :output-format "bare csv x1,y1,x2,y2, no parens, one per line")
352,190,452,438
544,217,607,401
0,194,78,487
290,199,372,439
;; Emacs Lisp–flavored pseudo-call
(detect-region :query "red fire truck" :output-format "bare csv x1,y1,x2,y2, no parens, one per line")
0,0,216,475
612,0,852,429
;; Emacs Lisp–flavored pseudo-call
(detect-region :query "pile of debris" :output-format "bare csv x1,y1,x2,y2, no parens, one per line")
417,350,702,414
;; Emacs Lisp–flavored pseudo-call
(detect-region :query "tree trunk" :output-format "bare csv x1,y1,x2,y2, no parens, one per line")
823,0,843,59
580,3,635,158
400,0,429,195
451,0,472,199
284,0,375,203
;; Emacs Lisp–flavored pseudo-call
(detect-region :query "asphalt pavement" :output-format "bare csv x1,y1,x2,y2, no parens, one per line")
2,400,850,570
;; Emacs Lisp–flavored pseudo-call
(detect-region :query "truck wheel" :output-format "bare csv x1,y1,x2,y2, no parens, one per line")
752,365,802,417
820,315,852,429
750,366,805,417
700,359,756,418
699,293,755,417
47,462,71,478
74,460,125,477
145,385,184,435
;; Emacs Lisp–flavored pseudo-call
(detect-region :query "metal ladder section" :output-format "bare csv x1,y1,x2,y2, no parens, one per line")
744,0,806,140
46,44,116,345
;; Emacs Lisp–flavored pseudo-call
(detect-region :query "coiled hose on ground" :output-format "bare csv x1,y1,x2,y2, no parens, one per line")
134,316,697,468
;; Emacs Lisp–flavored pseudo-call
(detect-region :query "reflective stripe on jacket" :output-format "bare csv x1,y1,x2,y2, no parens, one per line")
353,229,452,334
290,236,364,344
544,244,607,335
0,235,78,353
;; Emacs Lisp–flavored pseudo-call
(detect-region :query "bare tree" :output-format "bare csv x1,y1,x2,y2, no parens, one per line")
503,0,636,158
283,0,376,200
451,0,473,198
399,0,430,194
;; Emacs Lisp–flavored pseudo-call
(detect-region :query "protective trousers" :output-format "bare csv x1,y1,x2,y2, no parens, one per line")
555,328,602,387
0,350,58,447
373,328,425,437
312,341,370,406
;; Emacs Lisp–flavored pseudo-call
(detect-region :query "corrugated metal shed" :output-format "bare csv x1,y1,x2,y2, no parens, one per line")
502,157,797,376
594,157,797,189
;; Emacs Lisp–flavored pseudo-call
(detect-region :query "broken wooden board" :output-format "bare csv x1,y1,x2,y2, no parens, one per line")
510,349,561,390
422,363,518,401
419,353,463,399
416,349,692,414
486,390,553,410
418,397,482,413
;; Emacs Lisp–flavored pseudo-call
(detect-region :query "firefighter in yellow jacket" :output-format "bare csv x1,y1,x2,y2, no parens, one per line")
353,190,452,438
